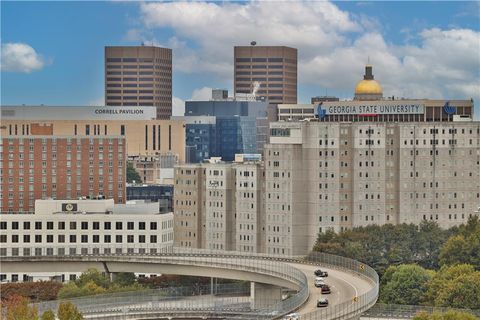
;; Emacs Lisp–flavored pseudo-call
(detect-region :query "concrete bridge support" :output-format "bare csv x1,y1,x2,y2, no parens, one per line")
250,282,282,309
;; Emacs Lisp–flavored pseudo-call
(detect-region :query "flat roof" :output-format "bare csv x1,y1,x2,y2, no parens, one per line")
1,105,157,121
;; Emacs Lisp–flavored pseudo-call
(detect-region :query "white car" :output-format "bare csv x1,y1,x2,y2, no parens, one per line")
283,313,299,320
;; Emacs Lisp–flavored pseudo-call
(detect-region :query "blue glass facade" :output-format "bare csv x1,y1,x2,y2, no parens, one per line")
181,100,269,163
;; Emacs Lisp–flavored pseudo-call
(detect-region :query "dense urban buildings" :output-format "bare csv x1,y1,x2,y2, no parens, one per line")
126,184,174,213
175,90,269,162
0,198,174,282
105,45,172,119
1,106,186,161
174,65,480,255
0,136,126,213
234,45,297,105
128,153,178,184
174,155,265,252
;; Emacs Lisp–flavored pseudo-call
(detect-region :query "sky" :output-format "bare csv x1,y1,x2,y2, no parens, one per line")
1,1,479,118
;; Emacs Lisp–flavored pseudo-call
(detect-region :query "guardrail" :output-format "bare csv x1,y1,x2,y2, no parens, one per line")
0,246,379,320
362,303,480,319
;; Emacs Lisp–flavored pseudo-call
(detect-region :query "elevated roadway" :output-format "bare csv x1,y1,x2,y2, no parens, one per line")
0,249,378,319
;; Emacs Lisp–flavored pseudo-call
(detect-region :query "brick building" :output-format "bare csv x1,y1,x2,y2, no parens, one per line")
0,136,126,213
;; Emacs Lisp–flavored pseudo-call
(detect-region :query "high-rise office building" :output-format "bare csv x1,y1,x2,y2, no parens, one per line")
234,45,297,105
105,46,172,119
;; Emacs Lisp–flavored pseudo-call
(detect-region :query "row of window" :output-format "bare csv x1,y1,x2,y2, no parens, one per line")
0,221,160,230
0,234,163,244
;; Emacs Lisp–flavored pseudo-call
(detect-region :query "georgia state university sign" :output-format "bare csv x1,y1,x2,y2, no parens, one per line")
316,100,425,116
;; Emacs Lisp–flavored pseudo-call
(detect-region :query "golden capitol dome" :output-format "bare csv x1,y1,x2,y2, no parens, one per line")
354,64,383,100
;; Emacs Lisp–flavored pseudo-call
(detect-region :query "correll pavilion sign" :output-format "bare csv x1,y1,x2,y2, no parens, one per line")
317,101,425,116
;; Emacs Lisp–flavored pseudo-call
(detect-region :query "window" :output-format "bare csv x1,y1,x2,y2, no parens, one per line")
0,222,6,230
12,222,19,230
150,235,157,243
104,222,111,230
127,222,134,230
139,235,145,243
58,221,65,230
23,221,30,230
116,222,123,230
47,222,54,230
58,235,65,243
116,235,122,243
70,235,76,243
23,235,30,243
93,222,100,230
150,222,157,230
139,222,145,230
93,235,99,243
12,235,19,243
35,235,42,243
47,235,53,243
35,221,42,230
70,222,77,230
104,235,111,243
127,235,134,243
81,222,88,230
81,235,88,243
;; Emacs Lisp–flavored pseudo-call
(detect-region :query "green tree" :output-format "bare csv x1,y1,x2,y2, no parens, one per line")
57,301,83,320
380,264,433,305
413,310,478,320
112,272,136,287
41,310,55,320
75,268,110,289
439,235,471,266
2,294,38,320
434,272,480,309
126,162,141,183
425,264,475,305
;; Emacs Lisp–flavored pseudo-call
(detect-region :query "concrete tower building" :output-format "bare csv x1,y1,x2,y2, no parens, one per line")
234,45,297,105
105,46,172,119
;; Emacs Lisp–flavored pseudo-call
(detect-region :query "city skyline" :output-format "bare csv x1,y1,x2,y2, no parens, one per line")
1,1,479,119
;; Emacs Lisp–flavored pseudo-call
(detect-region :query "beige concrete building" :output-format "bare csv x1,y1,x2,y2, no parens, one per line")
105,46,172,119
266,121,480,255
173,164,206,248
173,156,265,252
1,106,186,162
234,45,297,105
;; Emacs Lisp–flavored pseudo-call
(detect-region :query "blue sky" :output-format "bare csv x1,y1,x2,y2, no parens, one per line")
1,1,479,117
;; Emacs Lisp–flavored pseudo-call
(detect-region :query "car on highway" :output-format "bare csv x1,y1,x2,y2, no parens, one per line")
314,269,328,277
283,313,299,320
317,298,329,307
321,284,331,294
314,277,325,288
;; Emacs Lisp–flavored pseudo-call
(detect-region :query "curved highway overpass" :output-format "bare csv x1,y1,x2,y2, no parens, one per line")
1,249,378,319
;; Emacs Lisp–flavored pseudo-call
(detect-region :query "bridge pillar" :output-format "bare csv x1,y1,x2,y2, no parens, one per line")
250,282,282,310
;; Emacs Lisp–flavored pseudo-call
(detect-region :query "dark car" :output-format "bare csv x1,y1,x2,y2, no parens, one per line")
314,269,328,277
321,285,331,294
317,298,329,307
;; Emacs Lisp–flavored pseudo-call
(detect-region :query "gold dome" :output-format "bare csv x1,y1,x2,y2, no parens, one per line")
355,79,383,95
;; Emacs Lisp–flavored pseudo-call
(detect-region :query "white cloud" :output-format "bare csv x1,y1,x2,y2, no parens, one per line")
190,87,214,101
1,43,46,73
135,1,480,103
172,96,185,116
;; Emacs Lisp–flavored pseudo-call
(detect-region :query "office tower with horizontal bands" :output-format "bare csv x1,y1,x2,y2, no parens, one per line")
234,46,297,105
105,46,172,119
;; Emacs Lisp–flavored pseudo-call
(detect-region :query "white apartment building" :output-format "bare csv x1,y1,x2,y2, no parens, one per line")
174,156,265,253
266,121,480,255
0,198,174,282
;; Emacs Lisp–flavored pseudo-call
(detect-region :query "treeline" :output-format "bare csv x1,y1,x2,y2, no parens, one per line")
1,295,83,320
313,217,480,275
314,216,480,310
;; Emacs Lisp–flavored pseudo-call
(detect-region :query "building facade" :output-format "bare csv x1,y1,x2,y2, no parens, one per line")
176,94,269,162
1,106,186,161
105,46,173,119
266,121,480,255
0,198,174,282
234,45,297,105
173,157,265,252
126,184,174,213
0,136,126,213
129,153,178,184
